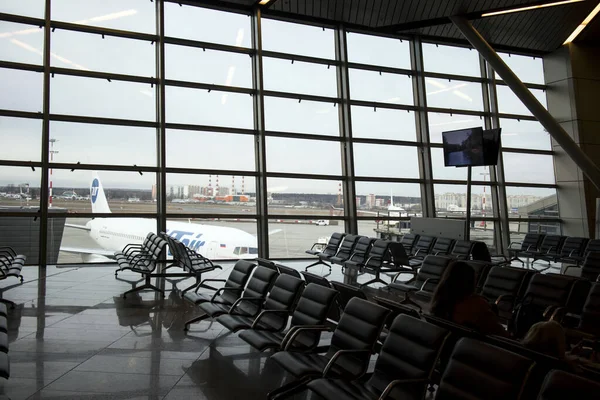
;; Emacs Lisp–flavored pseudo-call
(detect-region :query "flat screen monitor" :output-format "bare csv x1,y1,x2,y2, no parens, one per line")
482,128,501,166
442,127,484,167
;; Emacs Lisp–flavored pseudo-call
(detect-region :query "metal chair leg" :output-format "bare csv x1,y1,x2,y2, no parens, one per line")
267,377,310,400
184,314,209,331
122,275,165,299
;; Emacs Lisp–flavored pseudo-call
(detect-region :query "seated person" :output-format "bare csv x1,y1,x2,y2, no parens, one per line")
430,261,507,337
522,320,566,360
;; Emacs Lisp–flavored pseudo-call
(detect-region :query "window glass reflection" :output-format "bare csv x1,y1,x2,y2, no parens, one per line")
434,184,496,218
0,68,43,112
499,118,550,151
496,86,547,115
505,186,558,218
267,177,344,215
426,78,483,111
165,3,251,48
0,21,44,65
422,43,480,77
496,53,545,84
0,166,41,209
430,148,491,181
52,0,156,34
0,0,45,18
0,116,41,162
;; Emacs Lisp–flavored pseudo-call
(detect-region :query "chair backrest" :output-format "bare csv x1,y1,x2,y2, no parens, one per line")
322,232,346,256
522,273,577,309
289,283,339,348
584,239,600,256
401,233,420,253
451,240,474,259
145,233,167,260
581,251,600,281
331,281,367,312
436,338,534,400
579,281,600,335
388,241,410,268
537,369,600,400
275,263,302,278
301,271,331,288
326,298,389,376
539,235,566,254
413,235,436,255
414,255,453,293
221,260,257,304
347,236,375,265
432,237,456,255
559,237,589,258
479,266,533,304
365,239,391,268
367,315,449,400
465,261,491,289
333,235,361,260
261,275,305,328
520,233,545,252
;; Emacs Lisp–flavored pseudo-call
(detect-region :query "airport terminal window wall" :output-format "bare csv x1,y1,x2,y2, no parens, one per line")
0,1,557,265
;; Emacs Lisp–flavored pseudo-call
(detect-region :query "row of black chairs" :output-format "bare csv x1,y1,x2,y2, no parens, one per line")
509,233,599,269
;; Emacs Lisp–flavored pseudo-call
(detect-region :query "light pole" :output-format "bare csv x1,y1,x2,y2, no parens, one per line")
49,139,58,208
480,170,490,229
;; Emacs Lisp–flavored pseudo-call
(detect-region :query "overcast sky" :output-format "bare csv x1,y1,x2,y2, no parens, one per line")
0,0,554,198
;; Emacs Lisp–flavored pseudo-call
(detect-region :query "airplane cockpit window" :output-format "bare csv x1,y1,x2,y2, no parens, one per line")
249,247,258,255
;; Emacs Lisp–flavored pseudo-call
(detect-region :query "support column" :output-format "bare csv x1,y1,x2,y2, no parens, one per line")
335,26,357,234
544,43,600,237
156,0,167,237
251,7,269,257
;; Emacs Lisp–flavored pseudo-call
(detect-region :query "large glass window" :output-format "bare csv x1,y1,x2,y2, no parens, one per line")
51,0,156,34
267,177,343,216
499,118,551,151
0,21,44,65
346,32,411,69
434,184,496,217
51,29,155,76
503,152,555,184
351,106,416,141
263,58,337,97
425,78,484,111
422,43,481,77
266,137,342,175
0,68,43,112
269,219,343,258
261,19,334,59
349,69,413,105
0,1,45,18
496,53,545,85
496,86,547,115
0,116,42,161
430,148,490,181
0,166,41,209
427,112,484,144
353,144,419,179
264,97,339,136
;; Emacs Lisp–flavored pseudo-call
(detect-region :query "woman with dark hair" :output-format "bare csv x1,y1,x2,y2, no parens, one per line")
430,261,507,336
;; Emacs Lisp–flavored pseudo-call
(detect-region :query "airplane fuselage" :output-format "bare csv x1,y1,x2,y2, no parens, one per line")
88,218,258,259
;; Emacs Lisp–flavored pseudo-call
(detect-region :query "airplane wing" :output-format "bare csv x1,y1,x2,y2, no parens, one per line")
65,223,91,231
268,229,282,236
59,246,115,257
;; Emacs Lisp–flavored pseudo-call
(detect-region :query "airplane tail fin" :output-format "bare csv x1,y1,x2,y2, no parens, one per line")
90,173,111,213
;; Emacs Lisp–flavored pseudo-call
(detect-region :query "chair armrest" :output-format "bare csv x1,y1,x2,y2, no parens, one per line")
210,287,241,302
378,379,430,400
282,325,331,351
322,349,372,378
550,307,567,323
251,309,290,329
420,278,440,291
122,243,143,253
495,294,515,307
563,265,580,276
508,241,522,250
200,278,226,287
228,296,265,315
309,242,324,252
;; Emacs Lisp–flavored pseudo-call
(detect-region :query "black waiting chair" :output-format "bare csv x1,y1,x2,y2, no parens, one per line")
114,233,164,276
507,233,545,265
0,246,25,283
342,236,375,270
430,237,456,256
330,281,367,313
478,266,535,323
563,251,600,282
306,233,346,273
118,233,169,298
361,240,411,287
435,338,534,400
183,259,256,305
267,297,390,399
450,240,475,260
217,274,305,333
306,314,449,400
301,271,332,288
410,235,437,259
579,239,600,262
184,265,278,331
238,283,338,352
577,281,600,336
327,235,361,266
531,235,566,267
400,233,419,254
275,263,302,279
556,237,589,264
537,369,600,400
389,255,453,305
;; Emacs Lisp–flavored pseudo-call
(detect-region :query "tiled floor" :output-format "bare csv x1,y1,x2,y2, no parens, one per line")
0,258,562,399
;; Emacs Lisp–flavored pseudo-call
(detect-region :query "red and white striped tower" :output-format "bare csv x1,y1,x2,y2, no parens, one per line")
208,174,212,196
480,171,490,228
231,176,235,195
241,176,245,195
49,139,58,208
337,182,342,206
216,175,219,196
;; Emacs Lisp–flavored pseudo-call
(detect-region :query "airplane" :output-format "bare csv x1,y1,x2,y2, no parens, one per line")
60,174,261,262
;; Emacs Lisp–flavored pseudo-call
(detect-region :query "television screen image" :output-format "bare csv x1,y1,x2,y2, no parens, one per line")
442,127,484,167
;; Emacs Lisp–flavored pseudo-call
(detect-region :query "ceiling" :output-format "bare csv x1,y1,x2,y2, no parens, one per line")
197,0,600,54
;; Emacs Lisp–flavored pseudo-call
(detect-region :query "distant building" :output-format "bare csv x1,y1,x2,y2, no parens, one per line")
355,196,361,207
366,194,376,208
151,184,157,200
375,198,385,207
